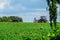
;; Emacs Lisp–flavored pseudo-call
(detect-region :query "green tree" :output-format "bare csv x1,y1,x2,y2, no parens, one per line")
14,16,23,22
1,16,8,22
0,17,2,22
8,16,16,22
56,0,60,4
46,0,57,28
8,16,23,22
0,16,23,22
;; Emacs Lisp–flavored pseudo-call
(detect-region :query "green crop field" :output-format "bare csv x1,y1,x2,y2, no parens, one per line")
0,22,60,40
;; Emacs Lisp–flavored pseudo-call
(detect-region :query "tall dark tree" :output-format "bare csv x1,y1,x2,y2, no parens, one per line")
56,0,60,4
46,0,57,28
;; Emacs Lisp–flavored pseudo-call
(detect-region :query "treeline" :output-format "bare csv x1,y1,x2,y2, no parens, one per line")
0,16,23,22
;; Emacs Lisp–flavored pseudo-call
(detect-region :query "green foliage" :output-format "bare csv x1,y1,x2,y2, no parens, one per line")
1,16,8,22
46,0,57,27
0,22,60,40
56,0,60,5
0,16,23,22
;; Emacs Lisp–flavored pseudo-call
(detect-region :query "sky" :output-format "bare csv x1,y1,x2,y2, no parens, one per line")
0,0,60,22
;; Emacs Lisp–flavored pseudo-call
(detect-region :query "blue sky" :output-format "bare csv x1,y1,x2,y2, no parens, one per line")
0,0,60,22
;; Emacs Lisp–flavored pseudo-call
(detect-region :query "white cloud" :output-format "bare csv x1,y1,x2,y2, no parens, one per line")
0,0,11,10
9,5,46,12
0,2,5,9
9,4,27,10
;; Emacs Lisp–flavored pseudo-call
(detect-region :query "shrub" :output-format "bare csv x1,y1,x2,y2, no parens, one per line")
0,16,23,22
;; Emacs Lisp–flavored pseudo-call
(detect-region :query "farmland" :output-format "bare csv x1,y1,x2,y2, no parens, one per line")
0,22,60,40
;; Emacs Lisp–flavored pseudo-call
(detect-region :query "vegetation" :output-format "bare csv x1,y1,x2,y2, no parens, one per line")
34,16,48,23
0,0,60,40
38,16,48,23
46,0,57,28
0,16,23,22
56,0,60,4
0,22,60,40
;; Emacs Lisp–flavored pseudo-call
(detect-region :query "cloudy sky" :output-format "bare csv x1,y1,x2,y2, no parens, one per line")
0,0,60,22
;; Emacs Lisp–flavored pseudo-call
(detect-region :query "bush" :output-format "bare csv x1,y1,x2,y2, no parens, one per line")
38,16,48,23
0,16,23,22
38,19,47,23
34,16,48,23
